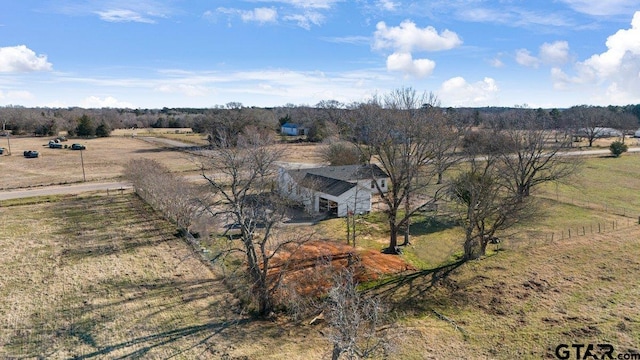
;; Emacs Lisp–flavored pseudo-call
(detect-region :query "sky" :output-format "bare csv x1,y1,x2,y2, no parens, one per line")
1,0,640,109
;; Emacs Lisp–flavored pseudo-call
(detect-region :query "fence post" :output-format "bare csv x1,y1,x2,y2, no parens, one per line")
598,223,601,233
568,229,571,238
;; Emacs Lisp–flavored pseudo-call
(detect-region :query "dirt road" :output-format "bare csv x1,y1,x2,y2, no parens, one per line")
0,181,131,201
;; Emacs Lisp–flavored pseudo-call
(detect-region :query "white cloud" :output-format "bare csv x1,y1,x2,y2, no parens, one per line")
458,7,573,28
250,0,340,10
283,11,325,29
321,35,370,45
559,0,639,16
386,52,435,77
490,57,504,68
438,76,499,106
377,0,398,11
95,9,156,23
373,20,462,52
539,41,570,65
0,90,34,101
240,8,278,24
0,45,53,73
516,41,570,68
515,49,540,68
155,83,209,97
552,11,640,103
81,96,134,108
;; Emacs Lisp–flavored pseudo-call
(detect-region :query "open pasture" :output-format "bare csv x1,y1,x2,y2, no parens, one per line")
0,194,327,359
0,136,202,190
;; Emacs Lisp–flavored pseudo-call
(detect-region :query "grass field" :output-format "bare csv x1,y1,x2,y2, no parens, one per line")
0,137,202,190
0,194,327,359
2,136,640,359
0,135,326,190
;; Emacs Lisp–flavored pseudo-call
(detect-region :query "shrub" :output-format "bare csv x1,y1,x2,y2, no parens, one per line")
609,140,628,158
322,142,363,166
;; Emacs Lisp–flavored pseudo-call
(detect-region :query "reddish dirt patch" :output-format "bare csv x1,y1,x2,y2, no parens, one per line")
269,240,416,297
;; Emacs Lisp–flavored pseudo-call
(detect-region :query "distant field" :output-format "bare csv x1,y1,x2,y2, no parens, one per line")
0,137,202,189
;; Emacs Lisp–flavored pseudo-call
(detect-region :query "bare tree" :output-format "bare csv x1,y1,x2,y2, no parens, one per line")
429,113,463,184
449,153,530,260
608,110,638,144
496,111,578,200
200,127,308,316
325,269,393,360
565,106,611,147
348,88,446,254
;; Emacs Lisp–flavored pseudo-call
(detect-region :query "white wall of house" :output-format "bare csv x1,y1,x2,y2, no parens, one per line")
355,178,388,194
313,186,371,217
336,186,371,217
278,169,317,214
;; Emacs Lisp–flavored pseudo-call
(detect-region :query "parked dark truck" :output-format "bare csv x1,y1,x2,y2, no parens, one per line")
23,150,39,158
71,143,86,150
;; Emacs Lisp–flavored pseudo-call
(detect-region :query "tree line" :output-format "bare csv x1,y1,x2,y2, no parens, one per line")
2,102,639,143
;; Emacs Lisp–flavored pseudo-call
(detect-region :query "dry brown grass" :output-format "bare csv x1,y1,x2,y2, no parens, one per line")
0,136,327,190
0,194,329,359
0,137,202,189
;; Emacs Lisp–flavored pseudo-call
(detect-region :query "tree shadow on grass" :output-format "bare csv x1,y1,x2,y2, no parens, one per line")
363,259,467,312
70,319,252,359
406,214,458,237
5,275,253,359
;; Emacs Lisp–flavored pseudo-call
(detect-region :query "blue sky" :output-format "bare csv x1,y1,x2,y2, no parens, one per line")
1,0,640,109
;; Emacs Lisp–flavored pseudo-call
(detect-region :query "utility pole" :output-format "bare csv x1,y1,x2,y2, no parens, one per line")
2,119,10,156
80,149,86,182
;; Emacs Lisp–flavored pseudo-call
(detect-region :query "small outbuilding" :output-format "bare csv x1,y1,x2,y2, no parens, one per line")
280,123,308,136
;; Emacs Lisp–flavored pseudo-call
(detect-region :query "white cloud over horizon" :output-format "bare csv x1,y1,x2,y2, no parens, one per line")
373,20,461,77
386,52,436,77
0,45,53,73
373,20,462,53
553,11,640,103
517,41,570,68
438,76,499,106
81,96,134,108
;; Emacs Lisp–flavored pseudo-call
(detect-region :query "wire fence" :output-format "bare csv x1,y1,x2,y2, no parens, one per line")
542,217,638,244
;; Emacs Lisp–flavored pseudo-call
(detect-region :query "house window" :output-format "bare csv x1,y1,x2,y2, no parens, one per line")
371,180,376,189
381,179,386,188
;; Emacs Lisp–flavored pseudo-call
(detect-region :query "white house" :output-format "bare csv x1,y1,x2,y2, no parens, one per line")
278,164,389,217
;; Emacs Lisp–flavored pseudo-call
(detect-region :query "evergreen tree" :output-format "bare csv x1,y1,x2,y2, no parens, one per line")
75,115,95,137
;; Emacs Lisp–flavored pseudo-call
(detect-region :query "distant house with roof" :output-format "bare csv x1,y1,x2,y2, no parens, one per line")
278,164,389,217
280,123,308,136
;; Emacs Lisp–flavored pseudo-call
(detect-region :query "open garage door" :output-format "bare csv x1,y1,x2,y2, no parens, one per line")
319,197,338,216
